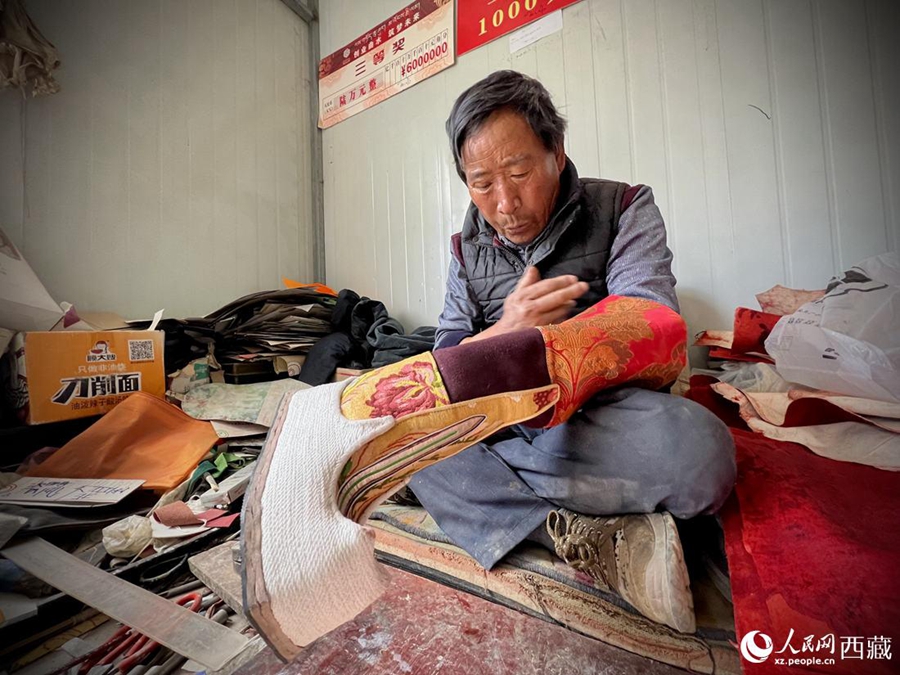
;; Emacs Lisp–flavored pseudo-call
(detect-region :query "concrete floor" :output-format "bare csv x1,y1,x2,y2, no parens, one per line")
238,567,688,675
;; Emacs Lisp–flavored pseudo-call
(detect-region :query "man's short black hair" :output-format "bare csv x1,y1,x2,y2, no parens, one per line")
446,70,567,181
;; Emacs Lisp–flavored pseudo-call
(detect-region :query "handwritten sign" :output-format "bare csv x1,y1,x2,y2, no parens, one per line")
457,0,582,56
509,9,562,53
318,0,455,129
0,477,145,507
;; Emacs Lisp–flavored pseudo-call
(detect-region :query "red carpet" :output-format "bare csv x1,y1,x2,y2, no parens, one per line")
694,377,900,674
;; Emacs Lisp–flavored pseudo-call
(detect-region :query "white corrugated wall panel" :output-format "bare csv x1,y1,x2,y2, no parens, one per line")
0,0,315,319
320,0,899,334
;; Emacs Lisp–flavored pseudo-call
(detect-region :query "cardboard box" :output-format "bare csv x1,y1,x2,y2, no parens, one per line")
22,330,166,424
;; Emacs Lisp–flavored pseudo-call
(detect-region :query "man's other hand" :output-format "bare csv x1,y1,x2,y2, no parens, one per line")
459,267,589,345
498,266,589,331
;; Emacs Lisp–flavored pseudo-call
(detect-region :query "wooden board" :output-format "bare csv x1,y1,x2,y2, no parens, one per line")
189,541,243,615
208,636,268,675
2,537,249,670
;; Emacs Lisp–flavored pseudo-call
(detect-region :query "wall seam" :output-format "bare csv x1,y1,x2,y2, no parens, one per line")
761,0,792,285
619,0,637,182
369,154,378,294
274,5,281,280
385,168,394,308
584,0,601,174
255,0,262,289
88,9,95,255
158,0,163,287
811,0,841,273
710,0,736,260
294,8,302,278
234,0,242,295
863,0,894,254
653,0,676,258
401,164,410,314
691,0,716,306
308,0,326,283
18,95,27,247
127,5,133,260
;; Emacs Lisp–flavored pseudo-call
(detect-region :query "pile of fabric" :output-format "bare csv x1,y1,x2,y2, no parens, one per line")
687,252,900,675
692,252,899,470
2,280,438,572
297,289,435,385
141,287,434,387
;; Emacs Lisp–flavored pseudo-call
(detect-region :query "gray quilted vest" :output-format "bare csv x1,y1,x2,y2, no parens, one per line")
459,160,628,325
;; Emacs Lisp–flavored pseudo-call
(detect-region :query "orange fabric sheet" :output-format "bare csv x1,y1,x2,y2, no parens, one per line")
281,278,337,296
26,392,218,492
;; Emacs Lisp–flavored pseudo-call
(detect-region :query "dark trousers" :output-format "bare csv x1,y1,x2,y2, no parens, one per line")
409,387,737,569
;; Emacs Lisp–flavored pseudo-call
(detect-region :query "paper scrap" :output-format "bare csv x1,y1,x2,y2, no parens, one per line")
211,420,269,439
195,509,226,523
205,513,239,528
195,509,239,528
0,477,145,507
509,10,563,54
183,380,308,428
150,518,209,541
153,501,203,527
0,226,64,332
148,309,165,332
0,592,38,624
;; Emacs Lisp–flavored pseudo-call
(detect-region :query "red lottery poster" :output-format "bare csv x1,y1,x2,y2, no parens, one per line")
457,0,583,56
318,0,455,128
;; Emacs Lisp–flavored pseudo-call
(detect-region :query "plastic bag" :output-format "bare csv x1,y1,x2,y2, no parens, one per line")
764,253,900,403
102,514,152,558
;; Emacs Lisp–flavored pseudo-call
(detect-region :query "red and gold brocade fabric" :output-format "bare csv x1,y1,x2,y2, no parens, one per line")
538,296,687,427
341,296,687,431
334,295,687,519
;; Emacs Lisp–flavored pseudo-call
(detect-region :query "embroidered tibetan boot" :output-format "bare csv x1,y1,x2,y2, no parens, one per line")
242,295,688,659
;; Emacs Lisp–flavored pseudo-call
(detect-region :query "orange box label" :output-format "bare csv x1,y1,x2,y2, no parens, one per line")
24,331,166,424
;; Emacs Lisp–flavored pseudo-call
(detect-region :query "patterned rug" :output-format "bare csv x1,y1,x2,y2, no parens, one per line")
371,504,740,674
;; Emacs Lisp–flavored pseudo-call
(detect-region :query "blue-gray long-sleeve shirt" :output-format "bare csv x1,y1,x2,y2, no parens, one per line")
434,185,678,350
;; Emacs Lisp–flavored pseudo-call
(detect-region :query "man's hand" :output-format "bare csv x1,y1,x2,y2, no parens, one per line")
499,266,589,330
462,267,588,344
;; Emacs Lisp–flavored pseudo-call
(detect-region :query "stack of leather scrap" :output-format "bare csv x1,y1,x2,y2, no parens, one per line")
129,287,338,375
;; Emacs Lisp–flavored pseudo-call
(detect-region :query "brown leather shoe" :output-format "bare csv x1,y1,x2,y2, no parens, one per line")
546,508,696,633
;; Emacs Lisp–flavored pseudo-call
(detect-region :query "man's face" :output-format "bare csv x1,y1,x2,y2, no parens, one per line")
461,109,565,245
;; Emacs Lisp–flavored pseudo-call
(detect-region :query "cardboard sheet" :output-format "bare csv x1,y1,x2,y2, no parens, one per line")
0,477,144,507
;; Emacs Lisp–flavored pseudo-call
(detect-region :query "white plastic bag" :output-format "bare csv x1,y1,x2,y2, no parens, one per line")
102,514,152,558
765,253,900,403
